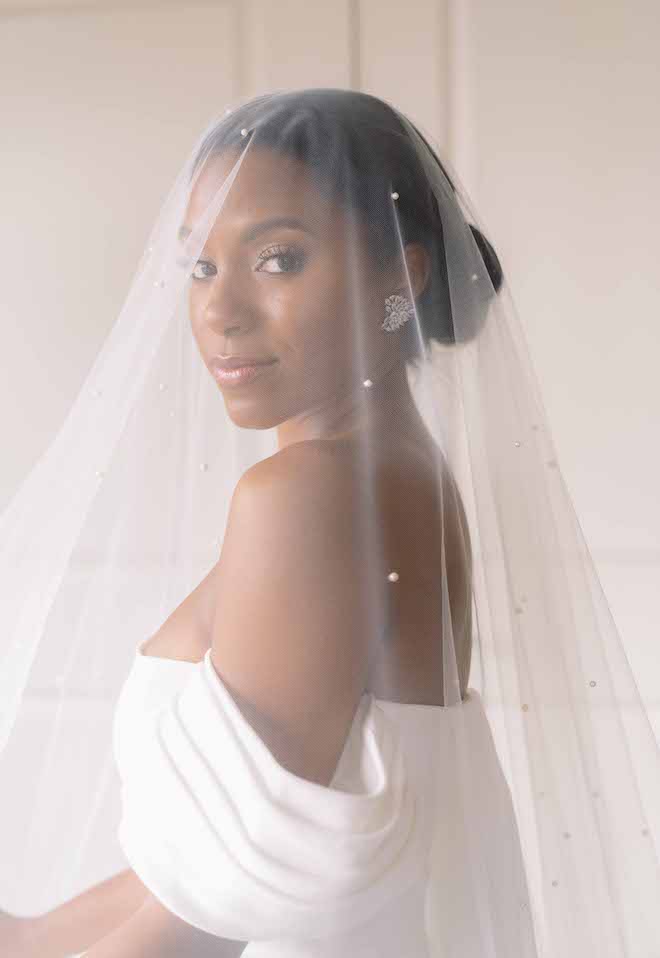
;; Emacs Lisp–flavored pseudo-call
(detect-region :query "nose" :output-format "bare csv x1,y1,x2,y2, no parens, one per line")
200,270,257,340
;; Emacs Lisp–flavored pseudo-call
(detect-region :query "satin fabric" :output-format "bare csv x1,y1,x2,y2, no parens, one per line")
111,639,535,956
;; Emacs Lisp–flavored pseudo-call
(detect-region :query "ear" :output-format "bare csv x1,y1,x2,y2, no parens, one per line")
392,242,431,300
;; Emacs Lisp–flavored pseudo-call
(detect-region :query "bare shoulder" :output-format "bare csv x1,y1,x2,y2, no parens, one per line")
223,436,473,709
227,437,373,616
240,437,357,493
232,438,365,541
208,438,379,785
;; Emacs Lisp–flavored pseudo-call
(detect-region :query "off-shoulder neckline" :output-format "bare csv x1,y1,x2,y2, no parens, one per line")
134,638,471,710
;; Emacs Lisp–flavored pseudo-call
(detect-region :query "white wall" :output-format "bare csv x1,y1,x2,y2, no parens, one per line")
466,0,660,720
0,0,238,506
0,0,657,905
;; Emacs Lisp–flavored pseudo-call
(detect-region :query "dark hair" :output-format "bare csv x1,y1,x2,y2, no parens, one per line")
191,88,503,355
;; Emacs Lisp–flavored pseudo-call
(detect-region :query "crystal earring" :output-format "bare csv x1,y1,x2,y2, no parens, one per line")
382,293,414,332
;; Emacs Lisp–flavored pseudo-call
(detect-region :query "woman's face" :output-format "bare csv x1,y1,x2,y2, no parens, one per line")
182,146,406,439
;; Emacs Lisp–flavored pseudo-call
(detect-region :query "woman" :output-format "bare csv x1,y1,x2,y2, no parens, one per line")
0,88,657,957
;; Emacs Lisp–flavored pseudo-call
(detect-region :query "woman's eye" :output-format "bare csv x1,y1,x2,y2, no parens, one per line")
190,260,216,281
178,245,306,282
255,245,306,274
175,254,214,281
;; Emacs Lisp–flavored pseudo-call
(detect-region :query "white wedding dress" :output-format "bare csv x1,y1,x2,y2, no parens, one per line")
99,637,537,957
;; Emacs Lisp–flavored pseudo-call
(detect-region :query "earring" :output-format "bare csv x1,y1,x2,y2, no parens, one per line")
382,293,414,332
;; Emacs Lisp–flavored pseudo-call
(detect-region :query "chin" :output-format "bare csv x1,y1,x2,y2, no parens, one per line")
221,396,285,432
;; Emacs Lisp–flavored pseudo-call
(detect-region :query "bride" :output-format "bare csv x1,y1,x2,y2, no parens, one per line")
1,88,657,957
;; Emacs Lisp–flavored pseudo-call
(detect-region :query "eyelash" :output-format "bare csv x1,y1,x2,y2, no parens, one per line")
183,244,307,282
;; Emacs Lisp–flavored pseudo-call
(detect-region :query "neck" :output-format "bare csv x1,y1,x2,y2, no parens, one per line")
276,360,429,451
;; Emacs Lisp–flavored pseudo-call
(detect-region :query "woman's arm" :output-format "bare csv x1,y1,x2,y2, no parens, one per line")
82,892,248,957
16,868,150,958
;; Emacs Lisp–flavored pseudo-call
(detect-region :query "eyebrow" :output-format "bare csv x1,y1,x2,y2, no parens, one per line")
176,216,316,244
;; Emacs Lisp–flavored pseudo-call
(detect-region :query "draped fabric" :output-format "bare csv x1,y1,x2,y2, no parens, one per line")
114,645,427,942
111,642,537,955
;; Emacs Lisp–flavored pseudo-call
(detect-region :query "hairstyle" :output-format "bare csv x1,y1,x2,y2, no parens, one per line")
190,88,503,357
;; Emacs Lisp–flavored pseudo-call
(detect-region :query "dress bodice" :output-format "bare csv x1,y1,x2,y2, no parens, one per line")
111,638,535,957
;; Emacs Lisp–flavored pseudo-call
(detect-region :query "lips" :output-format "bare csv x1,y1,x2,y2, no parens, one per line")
210,356,277,372
209,356,278,388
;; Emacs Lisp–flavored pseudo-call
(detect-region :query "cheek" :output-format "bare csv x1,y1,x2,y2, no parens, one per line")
308,272,382,355
278,271,381,380
278,273,348,352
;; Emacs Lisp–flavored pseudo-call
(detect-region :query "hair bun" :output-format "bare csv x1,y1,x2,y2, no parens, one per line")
469,225,503,294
